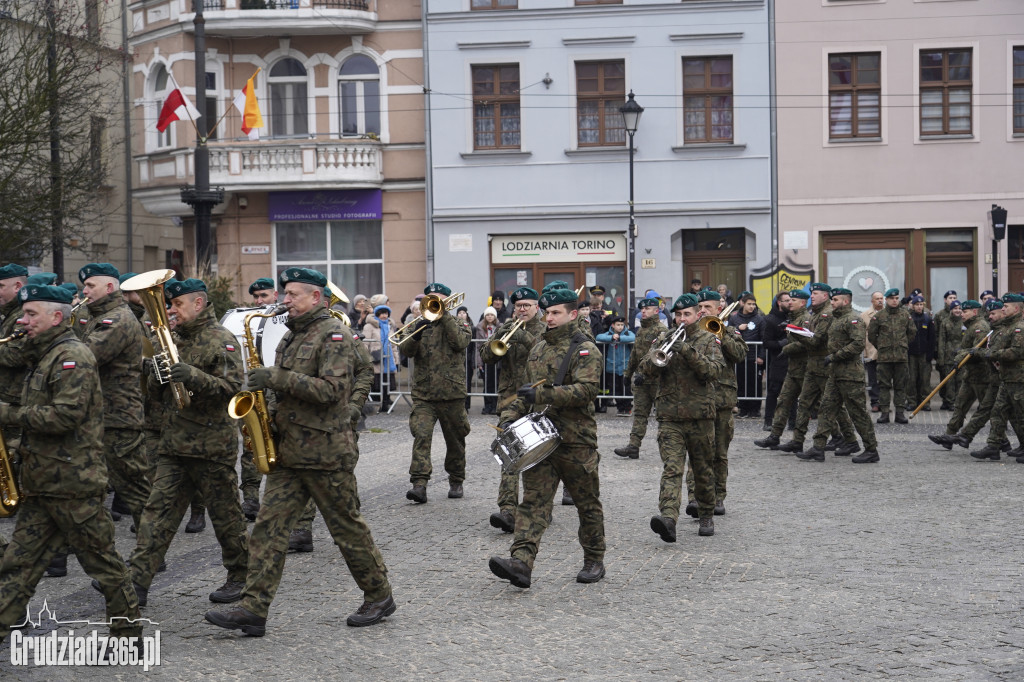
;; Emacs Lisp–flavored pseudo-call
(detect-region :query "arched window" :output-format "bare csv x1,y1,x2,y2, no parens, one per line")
338,55,380,137
268,58,308,138
151,64,172,149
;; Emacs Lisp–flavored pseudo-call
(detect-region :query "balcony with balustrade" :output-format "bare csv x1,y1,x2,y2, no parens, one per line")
187,0,376,37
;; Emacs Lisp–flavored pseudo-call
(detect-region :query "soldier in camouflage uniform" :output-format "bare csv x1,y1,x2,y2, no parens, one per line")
614,295,666,460
0,263,29,557
683,290,746,517
796,288,880,463
778,283,857,453
868,288,916,423
124,278,249,608
640,293,724,540
755,289,811,449
970,294,1024,460
933,290,959,409
488,286,605,588
480,287,545,533
399,282,472,503
0,284,141,643
928,300,991,448
205,268,394,636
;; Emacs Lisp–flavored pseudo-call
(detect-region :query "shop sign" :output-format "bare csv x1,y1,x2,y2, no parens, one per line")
268,189,381,221
492,233,625,263
749,264,815,307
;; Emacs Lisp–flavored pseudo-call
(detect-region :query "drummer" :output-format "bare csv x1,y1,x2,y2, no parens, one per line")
249,278,278,306
488,286,606,589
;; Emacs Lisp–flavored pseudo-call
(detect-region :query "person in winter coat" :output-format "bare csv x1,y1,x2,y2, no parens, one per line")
728,293,766,418
481,290,511,325
907,295,936,411
760,291,793,430
457,306,474,410
475,306,501,414
363,305,398,412
596,315,636,415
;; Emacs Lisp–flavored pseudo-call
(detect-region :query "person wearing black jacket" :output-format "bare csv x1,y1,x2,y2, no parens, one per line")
728,293,766,418
907,295,936,411
760,291,793,430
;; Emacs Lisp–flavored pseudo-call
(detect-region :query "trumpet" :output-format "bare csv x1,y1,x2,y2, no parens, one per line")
652,325,687,367
488,318,525,357
389,292,465,345
698,300,741,338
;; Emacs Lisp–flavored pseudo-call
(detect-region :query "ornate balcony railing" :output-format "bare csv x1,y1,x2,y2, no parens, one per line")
199,0,371,10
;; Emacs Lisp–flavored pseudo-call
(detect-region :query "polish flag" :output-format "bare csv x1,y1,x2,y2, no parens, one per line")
232,71,264,141
156,87,201,132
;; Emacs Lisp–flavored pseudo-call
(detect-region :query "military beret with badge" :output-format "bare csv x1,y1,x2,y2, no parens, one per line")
0,263,29,281
165,278,208,300
249,277,276,295
542,280,570,292
26,272,58,287
809,282,832,293
789,289,810,300
960,300,981,310
538,287,578,309
509,287,539,303
884,288,900,298
424,282,452,297
20,284,75,305
831,287,853,297
672,293,699,311
696,289,721,302
118,272,137,285
1001,292,1024,304
985,299,1004,311
78,262,120,283
638,296,661,309
279,267,327,289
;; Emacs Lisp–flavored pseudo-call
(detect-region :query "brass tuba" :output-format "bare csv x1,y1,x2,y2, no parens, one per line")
121,270,192,410
698,300,741,338
0,430,19,518
325,280,351,326
227,304,287,476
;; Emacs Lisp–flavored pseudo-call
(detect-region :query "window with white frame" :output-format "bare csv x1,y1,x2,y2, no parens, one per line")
338,55,380,137
269,58,309,139
1014,46,1024,135
151,64,172,149
274,221,383,297
828,52,881,139
919,48,972,136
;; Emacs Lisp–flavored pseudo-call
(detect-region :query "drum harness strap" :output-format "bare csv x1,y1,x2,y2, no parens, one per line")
553,331,588,387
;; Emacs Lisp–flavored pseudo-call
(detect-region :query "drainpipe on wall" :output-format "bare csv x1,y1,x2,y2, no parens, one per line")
421,0,435,282
768,0,778,283
122,0,133,270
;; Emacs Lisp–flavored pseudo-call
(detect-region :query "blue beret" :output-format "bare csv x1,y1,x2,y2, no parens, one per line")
696,289,721,302
638,297,660,309
980,290,995,298
0,264,29,280
118,272,137,285
538,287,578,309
542,280,570,292
950,300,961,309
424,282,452,297
280,268,327,289
60,282,79,295
944,290,957,298
19,284,74,305
165,278,208,299
789,289,810,300
672,293,699,311
78,262,120,283
884,288,900,298
832,287,853,297
960,300,981,310
985,299,1004,311
1001,292,1024,304
249,277,276,295
26,272,58,287
809,282,832,293
509,287,538,303
910,295,925,303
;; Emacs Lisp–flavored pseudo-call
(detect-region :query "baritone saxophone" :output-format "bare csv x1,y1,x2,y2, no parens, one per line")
0,430,19,518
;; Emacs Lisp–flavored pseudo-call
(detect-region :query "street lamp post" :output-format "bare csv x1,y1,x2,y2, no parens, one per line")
620,91,643,314
991,204,1008,294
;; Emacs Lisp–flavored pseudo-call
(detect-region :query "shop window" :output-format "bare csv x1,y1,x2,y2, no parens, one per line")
826,248,906,313
269,58,309,139
576,60,626,147
683,56,733,143
472,64,521,150
920,48,972,136
1014,46,1024,134
471,0,516,8
274,221,383,297
339,55,380,137
828,52,880,139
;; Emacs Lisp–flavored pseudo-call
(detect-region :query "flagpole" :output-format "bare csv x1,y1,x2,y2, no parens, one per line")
207,68,260,140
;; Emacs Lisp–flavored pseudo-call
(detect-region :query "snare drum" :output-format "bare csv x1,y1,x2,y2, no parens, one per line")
491,413,561,474
220,306,290,369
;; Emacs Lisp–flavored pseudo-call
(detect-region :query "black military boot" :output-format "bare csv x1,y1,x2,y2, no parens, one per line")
576,560,605,584
999,440,1013,453
714,501,726,516
1009,445,1024,459
204,606,266,637
970,444,1001,461
209,580,246,604
852,449,880,463
406,484,427,504
834,441,861,457
241,497,260,522
489,510,515,533
111,492,132,516
952,434,971,449
347,595,397,627
288,529,313,552
45,552,68,578
698,517,714,536
561,488,574,506
754,434,781,449
614,444,640,459
684,500,698,518
488,556,531,588
796,446,825,462
650,515,676,543
823,436,842,452
776,440,804,454
448,482,464,499
928,434,954,450
894,411,909,424
185,508,206,533
876,412,890,424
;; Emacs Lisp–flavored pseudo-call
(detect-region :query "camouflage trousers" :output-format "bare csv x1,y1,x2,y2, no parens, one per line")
104,428,152,532
409,399,470,486
876,361,909,414
657,419,715,520
628,383,657,448
907,355,931,408
510,444,604,570
769,370,805,438
945,381,987,435
241,466,391,619
812,376,878,450
938,363,960,405
130,455,248,590
794,372,855,445
239,446,262,502
686,407,732,504
293,428,362,533
146,429,205,515
0,495,140,640
985,382,1024,447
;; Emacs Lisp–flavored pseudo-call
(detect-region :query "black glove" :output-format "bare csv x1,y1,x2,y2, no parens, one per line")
779,321,790,330
517,384,538,404
247,367,273,391
415,318,431,332
822,355,833,367
966,347,977,356
169,362,195,384
498,421,512,432
633,373,644,387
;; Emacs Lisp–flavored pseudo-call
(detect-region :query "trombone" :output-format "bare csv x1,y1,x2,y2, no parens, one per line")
698,300,741,338
388,292,465,345
488,318,525,357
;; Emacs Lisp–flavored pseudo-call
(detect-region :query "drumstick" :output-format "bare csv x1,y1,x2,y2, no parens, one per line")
496,379,545,411
489,424,504,433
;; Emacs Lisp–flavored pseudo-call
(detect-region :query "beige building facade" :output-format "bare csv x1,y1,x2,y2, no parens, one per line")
128,0,425,304
776,0,1024,312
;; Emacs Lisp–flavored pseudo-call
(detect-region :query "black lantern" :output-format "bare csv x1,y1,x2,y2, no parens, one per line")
619,91,643,313
991,204,1008,241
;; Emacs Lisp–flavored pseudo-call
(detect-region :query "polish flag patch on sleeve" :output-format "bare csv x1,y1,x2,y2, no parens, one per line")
331,333,345,341
101,319,114,325
225,344,236,352
79,319,87,325
62,361,76,370
579,349,590,356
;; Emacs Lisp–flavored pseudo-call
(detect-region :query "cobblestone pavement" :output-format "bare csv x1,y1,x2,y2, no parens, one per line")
2,398,1023,680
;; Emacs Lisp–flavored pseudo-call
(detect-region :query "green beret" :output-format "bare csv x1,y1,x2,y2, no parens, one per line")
249,277,276,295
509,287,538,303
543,280,570,292
884,288,900,298
424,282,452,297
0,264,28,280
739,290,752,298
118,272,137,285
809,282,832,293
960,300,982,310
78,262,120,283
696,289,721,302
19,284,74,305
60,282,79,295
26,272,58,286
789,289,810,300
538,287,578,309
672,293,699,311
279,267,327,289
1001,292,1024,304
985,299,1004,311
831,287,853,297
165,278,208,300
638,297,660,308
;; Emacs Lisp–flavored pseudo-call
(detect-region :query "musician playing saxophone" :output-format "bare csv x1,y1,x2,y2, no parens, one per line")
488,285,605,589
0,263,29,557
640,293,724,542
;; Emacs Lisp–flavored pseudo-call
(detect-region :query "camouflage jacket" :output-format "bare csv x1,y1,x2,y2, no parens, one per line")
500,321,601,448
139,313,171,432
639,320,724,421
934,308,953,363
264,308,356,471
987,311,1024,383
479,313,545,399
779,306,811,381
867,305,916,363
399,312,472,401
575,315,596,342
952,316,991,384
793,300,835,377
624,315,666,383
824,305,866,382
715,327,747,409
1,324,107,499
81,293,145,430
349,323,374,413
149,305,243,465
0,298,26,404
